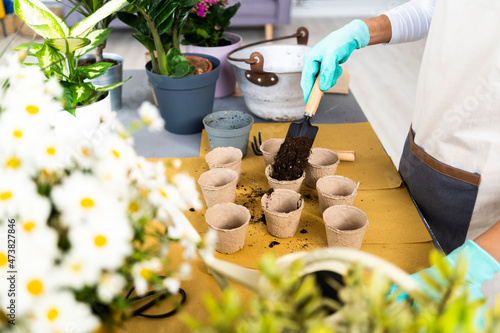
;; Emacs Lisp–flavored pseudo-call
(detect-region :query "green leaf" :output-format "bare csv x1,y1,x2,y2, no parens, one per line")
73,82,95,104
117,11,150,36
14,0,68,38
131,33,155,52
46,37,91,54
166,48,191,78
77,62,113,79
12,42,44,57
75,28,113,57
70,0,128,37
196,28,210,39
36,43,65,78
95,76,131,91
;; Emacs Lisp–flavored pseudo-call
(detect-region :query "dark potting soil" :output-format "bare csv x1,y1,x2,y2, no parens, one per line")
271,136,313,181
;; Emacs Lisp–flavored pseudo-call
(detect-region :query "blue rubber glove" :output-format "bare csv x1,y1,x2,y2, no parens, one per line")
301,19,370,103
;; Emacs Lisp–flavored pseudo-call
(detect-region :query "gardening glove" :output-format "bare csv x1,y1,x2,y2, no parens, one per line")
301,19,370,103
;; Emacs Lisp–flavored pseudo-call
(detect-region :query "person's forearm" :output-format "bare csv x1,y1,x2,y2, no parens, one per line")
363,15,392,45
474,220,500,263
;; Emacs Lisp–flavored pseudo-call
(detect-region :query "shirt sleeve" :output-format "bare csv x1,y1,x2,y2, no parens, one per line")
383,0,436,44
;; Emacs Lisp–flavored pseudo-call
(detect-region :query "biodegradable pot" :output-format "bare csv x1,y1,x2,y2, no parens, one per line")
265,164,305,193
185,32,242,98
205,146,243,181
145,53,220,134
323,205,369,249
305,148,340,189
260,138,284,168
205,202,251,254
203,110,254,157
198,168,238,207
261,189,304,238
79,53,124,111
316,176,359,215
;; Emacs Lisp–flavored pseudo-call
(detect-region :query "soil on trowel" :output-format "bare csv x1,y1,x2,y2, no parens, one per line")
271,136,313,181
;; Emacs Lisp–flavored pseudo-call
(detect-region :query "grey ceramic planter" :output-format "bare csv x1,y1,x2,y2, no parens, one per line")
146,53,221,134
80,52,123,111
203,110,253,157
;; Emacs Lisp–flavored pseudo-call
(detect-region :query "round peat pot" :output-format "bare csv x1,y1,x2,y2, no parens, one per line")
203,110,254,157
146,53,220,134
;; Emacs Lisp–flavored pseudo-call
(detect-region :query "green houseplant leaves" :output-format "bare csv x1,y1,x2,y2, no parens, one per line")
13,0,128,114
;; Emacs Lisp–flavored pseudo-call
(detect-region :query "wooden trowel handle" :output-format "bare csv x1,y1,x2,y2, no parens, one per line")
335,150,356,162
305,76,324,117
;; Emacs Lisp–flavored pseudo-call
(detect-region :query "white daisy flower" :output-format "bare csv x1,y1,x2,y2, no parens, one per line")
149,183,188,211
178,262,192,280
163,277,180,294
32,133,66,172
55,252,102,290
29,291,100,333
17,261,58,316
173,173,203,210
97,272,127,303
3,86,60,123
132,258,163,295
0,171,37,219
68,213,133,271
172,158,182,169
43,76,63,99
138,101,164,132
94,158,130,197
51,172,121,226
96,134,137,170
0,109,50,152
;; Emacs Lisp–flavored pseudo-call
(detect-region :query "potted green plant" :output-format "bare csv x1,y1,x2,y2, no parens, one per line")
182,0,241,97
12,0,128,115
60,0,127,111
117,0,221,135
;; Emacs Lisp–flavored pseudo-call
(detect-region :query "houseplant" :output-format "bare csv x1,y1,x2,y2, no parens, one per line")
0,52,212,332
12,0,127,115
117,0,221,135
60,0,127,111
182,0,241,97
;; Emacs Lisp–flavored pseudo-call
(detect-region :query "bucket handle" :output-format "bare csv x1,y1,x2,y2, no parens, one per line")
227,27,309,87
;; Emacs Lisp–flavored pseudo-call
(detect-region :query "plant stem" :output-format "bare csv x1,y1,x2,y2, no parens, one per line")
139,8,169,76
172,12,180,50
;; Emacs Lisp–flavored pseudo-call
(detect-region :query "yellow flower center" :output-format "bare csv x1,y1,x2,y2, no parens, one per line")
81,147,90,157
0,253,7,267
128,202,139,213
0,192,12,201
13,130,23,138
23,221,36,233
143,116,152,125
94,235,107,247
46,147,56,155
5,157,21,169
27,279,43,296
80,198,94,208
47,308,58,321
160,190,167,198
26,105,39,114
140,268,153,280
71,264,82,272
112,149,120,159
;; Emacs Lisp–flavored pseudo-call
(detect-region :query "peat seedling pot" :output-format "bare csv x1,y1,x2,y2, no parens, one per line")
323,205,369,249
261,189,304,238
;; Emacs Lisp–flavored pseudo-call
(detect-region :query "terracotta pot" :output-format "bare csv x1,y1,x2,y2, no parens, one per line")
316,175,359,215
265,164,304,193
260,138,284,168
205,202,251,254
198,168,238,207
323,205,368,249
261,189,304,238
305,148,340,189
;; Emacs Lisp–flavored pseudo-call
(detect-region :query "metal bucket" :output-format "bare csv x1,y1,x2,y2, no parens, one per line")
228,27,311,122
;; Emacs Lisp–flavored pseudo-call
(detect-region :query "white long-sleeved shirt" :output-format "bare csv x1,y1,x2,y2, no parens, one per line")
384,0,436,44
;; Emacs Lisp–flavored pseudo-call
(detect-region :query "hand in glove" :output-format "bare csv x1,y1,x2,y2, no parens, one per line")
301,19,370,103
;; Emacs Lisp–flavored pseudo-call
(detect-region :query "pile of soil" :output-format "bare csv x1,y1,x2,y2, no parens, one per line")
271,136,313,181
78,58,118,67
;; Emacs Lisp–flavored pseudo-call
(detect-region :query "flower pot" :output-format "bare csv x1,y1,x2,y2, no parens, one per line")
79,53,124,111
323,205,369,249
265,164,305,193
305,148,340,189
203,110,254,157
205,146,243,181
261,189,304,238
146,53,221,134
198,168,238,208
185,32,242,98
260,138,284,168
205,202,251,254
316,176,359,215
51,94,112,149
